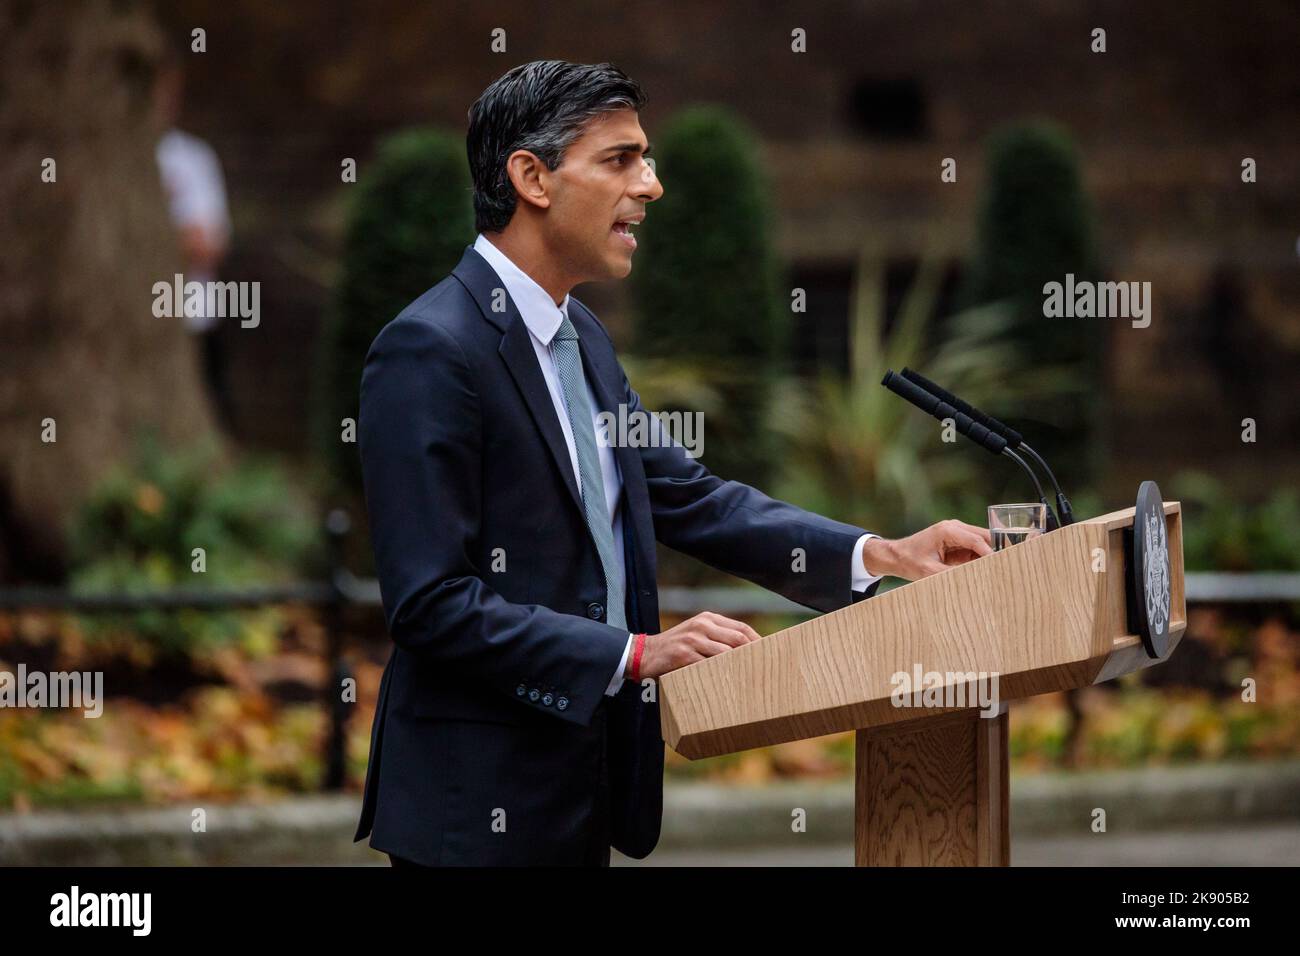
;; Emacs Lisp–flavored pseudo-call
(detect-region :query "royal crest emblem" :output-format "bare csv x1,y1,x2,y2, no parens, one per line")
1132,481,1172,658
1144,508,1170,632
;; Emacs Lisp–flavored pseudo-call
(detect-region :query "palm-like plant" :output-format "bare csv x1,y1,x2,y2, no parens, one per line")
614,354,730,424
770,241,1020,537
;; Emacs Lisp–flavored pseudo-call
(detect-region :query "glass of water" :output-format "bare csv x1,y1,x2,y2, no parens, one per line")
988,502,1047,551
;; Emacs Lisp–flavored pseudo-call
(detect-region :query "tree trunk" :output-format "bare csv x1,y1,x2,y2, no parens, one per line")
0,0,224,583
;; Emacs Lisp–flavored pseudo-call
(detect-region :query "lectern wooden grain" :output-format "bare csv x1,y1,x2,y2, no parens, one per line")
658,499,1185,866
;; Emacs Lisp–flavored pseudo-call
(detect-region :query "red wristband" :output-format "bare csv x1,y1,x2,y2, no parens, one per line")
630,633,647,683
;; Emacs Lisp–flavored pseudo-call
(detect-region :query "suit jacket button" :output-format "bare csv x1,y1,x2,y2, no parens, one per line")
556,697,569,711
586,602,604,620
541,692,554,706
515,684,527,697
528,688,540,702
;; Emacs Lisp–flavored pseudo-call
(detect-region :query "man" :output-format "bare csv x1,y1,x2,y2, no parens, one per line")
354,60,992,867
153,47,236,433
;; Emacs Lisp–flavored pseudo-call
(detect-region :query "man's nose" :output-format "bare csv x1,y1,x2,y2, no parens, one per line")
634,160,663,202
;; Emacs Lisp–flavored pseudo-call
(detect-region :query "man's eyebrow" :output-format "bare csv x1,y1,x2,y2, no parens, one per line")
602,142,652,156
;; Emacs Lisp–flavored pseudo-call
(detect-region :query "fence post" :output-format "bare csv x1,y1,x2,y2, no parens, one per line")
323,509,353,791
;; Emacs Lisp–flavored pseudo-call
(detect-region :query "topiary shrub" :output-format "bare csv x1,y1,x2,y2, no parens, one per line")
313,128,474,506
1173,471,1300,572
629,105,787,489
959,121,1102,485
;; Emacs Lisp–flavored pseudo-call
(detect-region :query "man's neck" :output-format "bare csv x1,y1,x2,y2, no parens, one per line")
484,228,572,306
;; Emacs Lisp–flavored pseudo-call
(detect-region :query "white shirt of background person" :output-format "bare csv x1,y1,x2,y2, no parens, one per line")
156,128,232,335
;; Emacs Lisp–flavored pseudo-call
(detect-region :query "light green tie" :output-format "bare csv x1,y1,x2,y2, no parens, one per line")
551,313,626,631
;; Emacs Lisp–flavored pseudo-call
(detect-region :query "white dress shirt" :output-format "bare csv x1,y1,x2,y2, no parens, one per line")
155,129,231,334
472,233,881,697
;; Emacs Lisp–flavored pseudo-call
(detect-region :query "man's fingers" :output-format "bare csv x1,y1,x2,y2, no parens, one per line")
687,634,735,658
945,523,993,557
701,612,761,643
699,620,749,648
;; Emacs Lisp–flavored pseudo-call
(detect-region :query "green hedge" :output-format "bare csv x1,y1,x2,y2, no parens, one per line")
313,128,474,504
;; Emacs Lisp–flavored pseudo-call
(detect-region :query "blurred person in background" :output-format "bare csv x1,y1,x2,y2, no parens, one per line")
153,46,235,433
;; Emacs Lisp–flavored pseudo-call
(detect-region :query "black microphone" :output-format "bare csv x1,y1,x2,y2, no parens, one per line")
901,367,1023,446
881,370,1059,529
901,367,1074,527
880,371,1007,454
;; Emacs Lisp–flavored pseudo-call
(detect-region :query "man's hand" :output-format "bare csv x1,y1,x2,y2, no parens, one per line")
178,223,228,272
632,611,762,680
862,519,993,581
629,523,992,681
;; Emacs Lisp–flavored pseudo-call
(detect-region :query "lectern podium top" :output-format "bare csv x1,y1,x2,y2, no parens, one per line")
659,503,1185,759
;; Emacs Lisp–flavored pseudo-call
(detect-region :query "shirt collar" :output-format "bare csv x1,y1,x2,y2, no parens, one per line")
473,233,571,346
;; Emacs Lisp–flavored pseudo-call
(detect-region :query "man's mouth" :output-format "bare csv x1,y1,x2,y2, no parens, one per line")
611,215,642,250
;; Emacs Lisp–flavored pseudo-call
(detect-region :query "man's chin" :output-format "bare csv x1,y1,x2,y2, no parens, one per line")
605,253,635,279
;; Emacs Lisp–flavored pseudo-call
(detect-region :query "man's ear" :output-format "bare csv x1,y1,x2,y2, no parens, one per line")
505,149,551,212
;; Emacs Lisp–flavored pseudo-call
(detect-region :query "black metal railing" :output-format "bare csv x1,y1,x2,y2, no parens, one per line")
1,506,1296,791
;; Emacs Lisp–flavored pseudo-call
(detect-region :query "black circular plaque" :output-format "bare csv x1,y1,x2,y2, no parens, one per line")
1132,480,1172,659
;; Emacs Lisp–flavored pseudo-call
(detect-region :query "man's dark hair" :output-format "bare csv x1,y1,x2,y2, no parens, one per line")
467,60,648,233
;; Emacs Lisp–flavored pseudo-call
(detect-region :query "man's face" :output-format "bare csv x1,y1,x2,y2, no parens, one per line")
539,109,663,282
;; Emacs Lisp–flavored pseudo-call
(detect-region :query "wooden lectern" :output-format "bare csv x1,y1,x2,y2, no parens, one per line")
658,498,1185,866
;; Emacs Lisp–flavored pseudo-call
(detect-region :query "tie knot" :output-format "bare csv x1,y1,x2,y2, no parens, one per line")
555,312,579,342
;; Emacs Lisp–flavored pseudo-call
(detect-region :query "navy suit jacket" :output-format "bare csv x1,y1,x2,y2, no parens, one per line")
353,245,879,865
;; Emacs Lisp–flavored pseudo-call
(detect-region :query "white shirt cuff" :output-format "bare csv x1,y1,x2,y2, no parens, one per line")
605,633,634,696
852,533,885,592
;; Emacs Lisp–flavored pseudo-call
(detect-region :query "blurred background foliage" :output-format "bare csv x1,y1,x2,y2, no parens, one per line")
0,686,326,809
65,428,322,657
630,105,787,492
312,127,474,515
1174,471,1300,572
770,241,1018,536
957,121,1104,489
2,90,1297,810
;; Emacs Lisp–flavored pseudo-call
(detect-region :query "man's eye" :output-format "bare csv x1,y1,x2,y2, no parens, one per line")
609,154,627,165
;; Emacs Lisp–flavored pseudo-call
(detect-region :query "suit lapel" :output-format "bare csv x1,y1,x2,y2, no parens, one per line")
452,247,585,519
498,318,586,516
451,245,658,622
